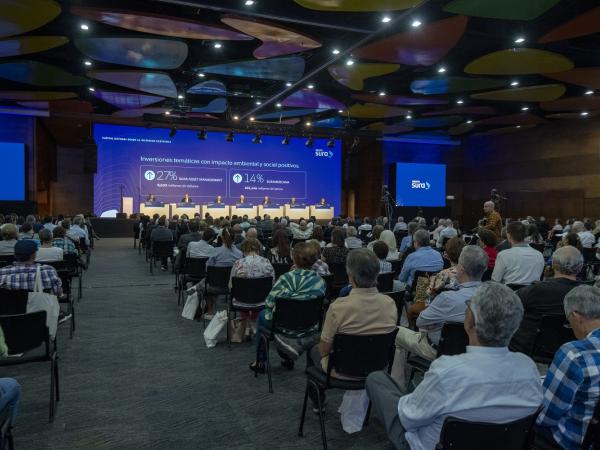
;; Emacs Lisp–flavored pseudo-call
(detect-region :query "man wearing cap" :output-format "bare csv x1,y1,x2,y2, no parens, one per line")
0,240,62,296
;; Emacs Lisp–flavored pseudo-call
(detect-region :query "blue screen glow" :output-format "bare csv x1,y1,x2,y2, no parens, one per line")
395,162,446,207
0,142,25,201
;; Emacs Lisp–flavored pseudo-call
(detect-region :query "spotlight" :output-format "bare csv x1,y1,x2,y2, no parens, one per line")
379,91,386,96
245,0,255,5
249,116,255,121
255,100,262,105
516,125,521,128
338,109,344,114
226,131,234,142
252,133,262,144
165,111,171,116
510,80,519,86
84,60,92,66
406,114,412,119
281,135,290,145
514,36,526,44
332,49,340,55
307,83,315,89
345,59,354,66
327,136,335,148
275,103,282,108
198,73,205,78
178,94,184,99
197,129,207,140
285,82,292,87
585,90,594,95
456,99,464,104
521,106,529,111
411,19,422,28
88,87,95,92
466,120,473,124
80,23,89,31
437,66,446,73
381,16,392,23
305,135,314,147
581,111,589,116
233,115,239,120
169,127,177,138
213,42,222,49
306,121,312,127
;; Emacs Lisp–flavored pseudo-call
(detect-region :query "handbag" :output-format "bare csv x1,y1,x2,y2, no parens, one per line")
203,310,228,348
339,390,369,434
228,318,247,344
27,265,60,339
181,292,199,320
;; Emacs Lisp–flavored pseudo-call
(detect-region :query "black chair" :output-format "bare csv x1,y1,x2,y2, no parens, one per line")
320,273,335,301
390,259,402,278
63,253,83,301
436,410,539,450
0,256,15,265
582,247,596,263
0,289,28,315
260,296,324,393
582,397,600,450
0,311,59,423
272,262,292,280
298,329,399,450
177,257,208,306
507,283,527,291
45,261,75,339
149,240,173,274
481,268,493,281
530,314,576,365
358,229,370,244
377,272,395,293
384,290,407,326
328,262,349,297
0,404,14,450
228,276,273,349
204,265,232,296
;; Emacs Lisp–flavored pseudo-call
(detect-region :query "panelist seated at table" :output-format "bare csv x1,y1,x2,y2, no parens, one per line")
314,197,330,208
236,195,254,207
181,193,193,204
145,194,165,207
207,195,226,207
261,196,279,207
288,197,306,208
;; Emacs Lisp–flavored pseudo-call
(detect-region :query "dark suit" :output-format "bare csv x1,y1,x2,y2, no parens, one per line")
151,226,175,268
181,197,193,203
177,231,202,252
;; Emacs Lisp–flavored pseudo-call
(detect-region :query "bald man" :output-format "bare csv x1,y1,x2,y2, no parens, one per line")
480,200,502,239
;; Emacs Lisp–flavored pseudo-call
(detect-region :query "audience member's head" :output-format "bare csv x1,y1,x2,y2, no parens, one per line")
506,221,526,244
221,226,233,248
202,228,216,243
306,239,322,261
346,248,380,288
19,222,33,235
478,229,497,248
38,228,52,244
371,225,384,241
52,226,66,239
1,224,17,241
571,221,585,233
14,239,37,263
240,237,261,256
372,240,389,261
157,216,167,227
560,232,583,251
331,227,346,248
483,201,496,214
445,237,467,265
188,220,199,233
457,245,488,281
232,223,242,236
25,215,36,224
466,282,524,347
397,216,404,223
299,219,307,231
271,229,290,257
312,225,324,242
407,221,419,236
413,229,430,249
552,246,584,278
379,230,397,253
346,226,357,238
564,285,600,339
246,228,258,239
292,242,317,269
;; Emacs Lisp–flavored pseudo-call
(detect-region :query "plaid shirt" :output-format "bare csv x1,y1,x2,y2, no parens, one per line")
0,263,62,295
536,327,600,450
52,238,78,255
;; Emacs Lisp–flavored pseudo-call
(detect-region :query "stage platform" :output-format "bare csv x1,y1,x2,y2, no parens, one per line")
91,218,136,238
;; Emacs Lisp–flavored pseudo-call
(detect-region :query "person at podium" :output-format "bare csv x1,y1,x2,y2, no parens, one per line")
181,193,193,204
145,194,162,207
215,195,223,204
262,196,271,206
289,197,304,208
146,194,156,202
237,194,252,206
317,197,329,208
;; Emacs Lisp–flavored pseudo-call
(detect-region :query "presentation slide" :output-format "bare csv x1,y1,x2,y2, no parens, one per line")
395,162,446,207
0,142,25,201
93,124,341,216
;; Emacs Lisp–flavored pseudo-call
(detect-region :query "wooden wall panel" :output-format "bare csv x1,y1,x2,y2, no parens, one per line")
343,137,383,218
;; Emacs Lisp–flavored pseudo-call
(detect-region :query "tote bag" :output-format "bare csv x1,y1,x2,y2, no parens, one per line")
27,265,60,339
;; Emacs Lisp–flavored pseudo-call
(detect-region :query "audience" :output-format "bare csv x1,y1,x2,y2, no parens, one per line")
393,216,407,232
305,239,330,275
0,224,18,255
52,226,78,255
267,229,292,265
321,227,349,264
436,218,458,249
186,227,216,259
425,237,466,300
372,240,392,274
396,229,444,291
17,222,37,241
289,219,313,240
379,230,399,260
35,229,63,262
367,282,542,450
344,226,362,249
477,228,498,271
492,221,545,285
574,220,596,249
399,222,418,254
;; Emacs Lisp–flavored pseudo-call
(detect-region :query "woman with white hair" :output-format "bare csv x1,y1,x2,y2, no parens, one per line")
379,229,399,260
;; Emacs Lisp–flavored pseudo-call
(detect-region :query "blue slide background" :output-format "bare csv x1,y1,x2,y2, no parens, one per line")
94,124,341,215
395,162,446,207
0,142,25,201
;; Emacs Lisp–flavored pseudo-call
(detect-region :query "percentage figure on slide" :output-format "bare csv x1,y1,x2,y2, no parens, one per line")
154,170,178,181
233,173,264,183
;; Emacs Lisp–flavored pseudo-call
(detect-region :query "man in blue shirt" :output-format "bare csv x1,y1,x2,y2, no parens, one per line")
535,285,600,450
394,229,443,291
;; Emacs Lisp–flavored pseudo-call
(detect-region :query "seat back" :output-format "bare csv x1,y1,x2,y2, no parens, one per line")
45,260,68,271
329,329,399,379
272,296,324,334
0,255,15,265
530,243,545,254
185,257,208,279
231,276,273,304
531,314,575,363
437,410,539,450
437,322,469,357
151,240,173,258
0,311,48,354
582,247,597,263
582,397,600,450
507,283,527,291
320,273,335,300
272,262,292,280
0,289,28,315
377,272,395,293
79,237,89,252
328,262,349,286
205,265,232,290
481,269,492,281
390,259,402,278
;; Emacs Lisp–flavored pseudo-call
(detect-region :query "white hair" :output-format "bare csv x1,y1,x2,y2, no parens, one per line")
564,285,600,319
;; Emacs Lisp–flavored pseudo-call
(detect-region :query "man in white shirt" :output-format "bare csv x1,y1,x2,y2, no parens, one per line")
68,216,90,246
573,220,596,249
42,217,56,232
492,221,544,285
187,228,216,259
35,229,63,262
358,218,372,233
436,219,458,249
289,219,313,240
393,217,408,233
366,282,543,450
431,219,445,242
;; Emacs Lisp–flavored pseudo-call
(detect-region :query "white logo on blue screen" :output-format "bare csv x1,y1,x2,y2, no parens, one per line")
144,170,156,181
411,180,431,190
315,149,333,158
232,173,243,184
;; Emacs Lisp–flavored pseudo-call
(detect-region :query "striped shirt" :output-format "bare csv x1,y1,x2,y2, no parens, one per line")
536,327,600,450
0,263,62,295
52,238,78,255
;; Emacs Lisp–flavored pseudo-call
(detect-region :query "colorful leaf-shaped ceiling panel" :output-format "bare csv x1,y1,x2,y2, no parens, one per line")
74,37,188,70
187,80,227,96
474,113,546,126
352,93,448,106
0,36,68,57
465,49,574,75
543,68,600,90
444,0,559,20
348,103,409,118
410,76,507,95
470,84,566,102
293,0,421,11
422,106,496,116
199,56,305,82
0,0,61,38
328,63,399,90
354,16,468,66
538,6,600,43
541,96,600,112
282,89,344,110
191,98,227,114
314,116,345,128
221,16,321,59
0,91,76,101
256,108,326,120
70,6,252,41
88,70,177,98
0,61,88,86
93,89,164,109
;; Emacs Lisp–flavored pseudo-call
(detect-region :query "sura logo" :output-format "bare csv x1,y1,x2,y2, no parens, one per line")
411,180,431,190
315,149,334,158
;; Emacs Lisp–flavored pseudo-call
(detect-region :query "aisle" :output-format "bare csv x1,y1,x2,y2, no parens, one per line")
4,238,392,449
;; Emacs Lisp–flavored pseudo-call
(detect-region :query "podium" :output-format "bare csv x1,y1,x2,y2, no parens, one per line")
140,202,170,218
170,203,200,218
231,204,258,218
202,204,230,218
258,204,284,218
122,197,133,216
285,205,310,220
310,206,334,221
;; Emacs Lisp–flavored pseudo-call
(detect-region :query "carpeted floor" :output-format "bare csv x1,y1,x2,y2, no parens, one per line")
2,238,394,450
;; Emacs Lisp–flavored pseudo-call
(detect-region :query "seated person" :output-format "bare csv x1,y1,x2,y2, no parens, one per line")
232,224,245,248
177,219,202,253
393,217,408,232
262,196,271,206
478,228,498,271
52,226,78,255
395,229,444,291
213,195,223,205
146,194,159,204
150,216,175,271
366,282,542,450
317,197,329,207
312,225,326,248
373,240,392,274
181,193,193,204
237,194,250,206
306,249,397,411
392,245,486,390
36,229,63,262
0,224,18,255
380,230,400,260
492,221,545,285
399,222,418,254
187,228,216,259
534,285,600,450
17,222,38,241
367,225,384,250
268,229,292,265
425,237,466,300
290,219,313,240
321,227,349,264
344,226,363,249
436,219,458,249
306,239,330,275
0,240,62,296
510,246,582,354
250,242,326,373
0,378,21,429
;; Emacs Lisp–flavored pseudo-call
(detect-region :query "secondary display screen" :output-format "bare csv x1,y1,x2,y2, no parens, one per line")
0,142,25,201
93,124,341,216
395,162,446,207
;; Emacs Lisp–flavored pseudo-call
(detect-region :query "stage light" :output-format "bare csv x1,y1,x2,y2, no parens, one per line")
514,36,525,44
307,83,315,89
581,111,589,116
213,42,222,49
84,60,92,66
252,133,262,144
233,115,239,120
327,136,335,148
516,125,521,128
345,59,354,66
197,129,207,140
165,111,171,115
411,19,422,28
226,131,234,142
305,121,312,127
285,82,292,87
437,66,446,73
332,49,340,55
521,106,529,111
379,91,386,96
305,135,314,147
178,94,184,99
245,0,255,5
198,73,205,78
466,120,472,124
381,16,392,23
406,114,412,119
169,127,177,138
510,80,519,86
275,103,282,108
80,23,89,31
281,135,290,145
338,109,344,114
249,116,255,121
88,87,95,92
456,99,464,104
585,90,594,95
255,100,262,105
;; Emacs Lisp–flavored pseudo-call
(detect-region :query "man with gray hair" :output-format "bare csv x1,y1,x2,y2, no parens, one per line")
436,218,458,249
395,228,444,291
535,285,600,450
366,282,542,450
391,245,488,390
510,245,583,354
344,226,363,249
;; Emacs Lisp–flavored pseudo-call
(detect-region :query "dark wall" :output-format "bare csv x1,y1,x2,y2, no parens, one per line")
0,114,35,202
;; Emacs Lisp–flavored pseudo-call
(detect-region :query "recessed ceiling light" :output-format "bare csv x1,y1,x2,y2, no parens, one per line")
198,73,205,78
516,125,521,128
285,82,292,87
332,49,340,55
255,100,261,105
165,111,170,115
585,90,594,95
178,94,184,99
306,122,312,127
338,109,344,114
521,106,529,111
233,115,239,120
406,114,412,119
88,87,95,92
245,0,255,5
213,42,222,49
83,60,92,66
307,83,314,89
381,16,392,23
466,120,472,124
249,116,255,121
80,23,89,31
510,80,519,86
456,99,464,104
581,111,589,116
437,66,446,73
379,91,386,96
514,36,526,44
345,59,354,66
411,19,422,28
275,103,282,108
